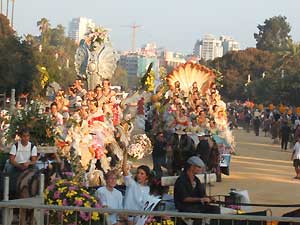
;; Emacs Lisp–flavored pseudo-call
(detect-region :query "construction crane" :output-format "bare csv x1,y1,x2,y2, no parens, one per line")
122,23,141,52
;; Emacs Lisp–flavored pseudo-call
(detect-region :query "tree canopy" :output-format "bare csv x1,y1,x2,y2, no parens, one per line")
254,15,292,52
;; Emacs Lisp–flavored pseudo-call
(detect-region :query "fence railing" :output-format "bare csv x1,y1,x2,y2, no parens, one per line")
1,200,300,225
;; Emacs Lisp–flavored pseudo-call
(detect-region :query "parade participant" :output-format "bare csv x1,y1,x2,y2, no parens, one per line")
50,102,63,125
280,120,291,150
291,138,300,179
174,156,220,224
253,116,261,136
152,132,167,178
74,79,87,99
95,170,123,225
5,127,38,174
122,149,151,224
101,79,116,104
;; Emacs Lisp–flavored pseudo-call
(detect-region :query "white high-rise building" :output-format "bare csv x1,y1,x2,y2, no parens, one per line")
68,17,96,43
200,34,223,61
193,35,240,61
220,35,240,55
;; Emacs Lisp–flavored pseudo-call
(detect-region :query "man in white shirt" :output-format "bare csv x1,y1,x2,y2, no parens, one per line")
95,170,123,225
292,138,300,179
5,127,38,173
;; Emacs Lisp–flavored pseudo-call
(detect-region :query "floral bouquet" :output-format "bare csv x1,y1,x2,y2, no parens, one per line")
44,179,102,225
146,217,175,225
5,101,56,146
127,134,152,159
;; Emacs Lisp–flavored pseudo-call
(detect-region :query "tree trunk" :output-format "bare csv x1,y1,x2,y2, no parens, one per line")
5,0,8,17
11,0,14,27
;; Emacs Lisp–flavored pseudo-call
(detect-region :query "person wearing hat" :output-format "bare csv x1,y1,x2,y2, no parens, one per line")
174,156,220,224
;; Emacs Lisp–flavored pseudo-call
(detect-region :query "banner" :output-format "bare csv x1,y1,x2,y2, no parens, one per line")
136,195,161,225
220,154,231,167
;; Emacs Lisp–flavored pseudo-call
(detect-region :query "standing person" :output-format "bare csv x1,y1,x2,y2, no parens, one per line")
244,110,252,133
152,132,167,178
280,121,291,150
122,150,151,224
253,116,261,136
174,156,220,225
291,138,300,179
95,170,123,225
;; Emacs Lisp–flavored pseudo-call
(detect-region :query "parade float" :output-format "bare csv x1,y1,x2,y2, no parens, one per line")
0,25,237,224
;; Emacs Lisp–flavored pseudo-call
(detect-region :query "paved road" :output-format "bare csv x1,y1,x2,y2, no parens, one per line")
211,129,299,216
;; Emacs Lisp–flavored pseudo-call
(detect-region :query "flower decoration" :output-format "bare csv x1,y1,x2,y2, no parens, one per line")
84,26,109,49
5,101,56,146
127,134,152,159
44,179,102,225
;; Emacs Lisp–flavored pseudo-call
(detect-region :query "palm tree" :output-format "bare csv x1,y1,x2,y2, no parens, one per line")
37,18,51,45
5,0,8,16
11,0,14,27
37,17,50,33
1,0,3,14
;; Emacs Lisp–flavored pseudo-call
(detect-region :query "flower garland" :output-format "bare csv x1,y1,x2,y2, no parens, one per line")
44,179,102,225
127,134,152,159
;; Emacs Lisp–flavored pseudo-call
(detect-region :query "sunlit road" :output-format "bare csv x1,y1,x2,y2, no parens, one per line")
211,129,299,216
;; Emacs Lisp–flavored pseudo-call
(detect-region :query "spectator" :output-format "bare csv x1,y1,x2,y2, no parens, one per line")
95,170,123,225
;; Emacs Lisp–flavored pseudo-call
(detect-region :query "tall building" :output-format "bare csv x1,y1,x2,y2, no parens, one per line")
220,35,240,55
193,34,240,61
158,50,186,69
119,53,159,87
68,17,96,43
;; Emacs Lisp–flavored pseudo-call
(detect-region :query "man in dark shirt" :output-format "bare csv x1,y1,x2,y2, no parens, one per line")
174,156,220,224
280,121,291,150
152,132,167,178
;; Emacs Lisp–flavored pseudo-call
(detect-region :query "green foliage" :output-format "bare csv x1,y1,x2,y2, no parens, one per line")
0,16,38,94
111,64,128,89
0,14,15,38
6,101,55,145
209,48,278,100
254,15,292,52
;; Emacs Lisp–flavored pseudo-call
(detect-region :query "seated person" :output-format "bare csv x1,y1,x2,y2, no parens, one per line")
174,156,220,224
4,127,37,174
95,170,123,225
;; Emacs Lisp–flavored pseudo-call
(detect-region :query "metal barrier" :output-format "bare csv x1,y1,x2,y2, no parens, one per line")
1,175,300,225
1,200,300,225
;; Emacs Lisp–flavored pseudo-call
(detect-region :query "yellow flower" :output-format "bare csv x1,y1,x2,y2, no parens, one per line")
65,210,74,216
56,199,63,206
84,202,91,208
92,212,100,221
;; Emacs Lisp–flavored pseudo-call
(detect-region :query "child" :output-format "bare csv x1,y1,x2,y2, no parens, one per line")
122,149,152,224
95,170,123,225
291,138,300,179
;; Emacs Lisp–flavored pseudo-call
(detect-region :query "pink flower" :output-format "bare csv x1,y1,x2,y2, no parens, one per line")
75,199,83,206
47,185,55,191
82,193,90,198
79,212,91,221
54,191,60,199
63,199,68,206
68,186,76,191
95,203,101,208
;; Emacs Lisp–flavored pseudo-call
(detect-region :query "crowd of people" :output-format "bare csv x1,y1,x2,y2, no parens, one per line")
226,104,300,180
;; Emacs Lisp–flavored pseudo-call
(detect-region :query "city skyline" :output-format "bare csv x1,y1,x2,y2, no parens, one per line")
6,0,300,53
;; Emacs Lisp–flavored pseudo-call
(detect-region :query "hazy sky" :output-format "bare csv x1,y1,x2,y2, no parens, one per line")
7,0,300,53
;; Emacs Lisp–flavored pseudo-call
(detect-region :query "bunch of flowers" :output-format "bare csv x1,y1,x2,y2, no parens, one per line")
44,179,102,225
146,218,175,225
141,70,155,92
5,101,56,146
85,26,109,46
127,134,152,159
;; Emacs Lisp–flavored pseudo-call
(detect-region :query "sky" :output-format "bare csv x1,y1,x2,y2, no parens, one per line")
5,0,300,53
